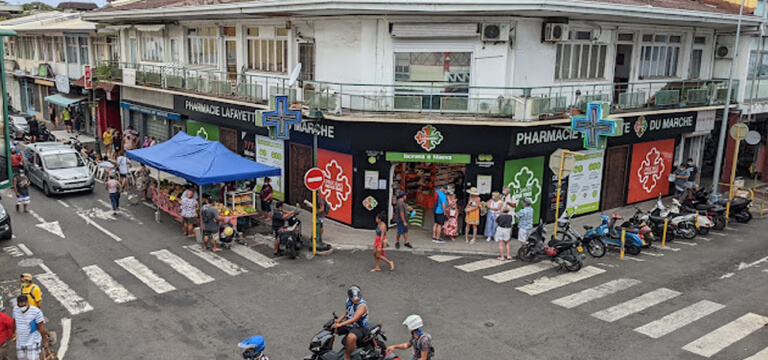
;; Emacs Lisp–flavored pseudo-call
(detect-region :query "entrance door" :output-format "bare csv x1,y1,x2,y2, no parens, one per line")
613,44,633,105
289,143,313,205
225,39,237,81
602,145,629,210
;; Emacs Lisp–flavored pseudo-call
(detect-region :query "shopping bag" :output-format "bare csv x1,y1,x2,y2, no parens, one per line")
40,347,58,360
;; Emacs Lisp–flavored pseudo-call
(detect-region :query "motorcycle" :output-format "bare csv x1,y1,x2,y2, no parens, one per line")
683,188,726,230
518,221,585,272
621,207,656,247
585,214,646,256
695,187,753,224
277,210,303,259
649,195,699,239
665,198,714,235
303,313,388,360
38,123,55,142
555,210,606,258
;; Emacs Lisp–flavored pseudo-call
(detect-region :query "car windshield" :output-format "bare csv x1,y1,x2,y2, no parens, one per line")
43,153,85,170
12,117,27,126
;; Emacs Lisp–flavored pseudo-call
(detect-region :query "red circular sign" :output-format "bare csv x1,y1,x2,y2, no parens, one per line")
304,167,324,191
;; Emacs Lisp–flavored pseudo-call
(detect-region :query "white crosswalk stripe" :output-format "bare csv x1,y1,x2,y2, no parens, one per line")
745,346,768,360
184,245,248,276
634,300,725,339
483,262,556,284
455,258,511,272
682,313,768,358
516,266,606,296
36,272,93,315
428,255,462,263
591,288,681,322
231,244,277,268
115,256,176,294
552,278,641,309
82,265,136,304
151,249,214,285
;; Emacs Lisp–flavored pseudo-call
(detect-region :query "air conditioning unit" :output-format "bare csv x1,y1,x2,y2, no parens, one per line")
481,23,511,42
715,45,734,59
544,23,568,42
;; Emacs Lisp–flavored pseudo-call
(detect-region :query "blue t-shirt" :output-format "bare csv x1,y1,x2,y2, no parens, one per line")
344,299,369,329
434,190,447,215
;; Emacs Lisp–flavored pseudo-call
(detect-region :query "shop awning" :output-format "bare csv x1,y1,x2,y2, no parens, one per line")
44,94,87,107
120,100,180,121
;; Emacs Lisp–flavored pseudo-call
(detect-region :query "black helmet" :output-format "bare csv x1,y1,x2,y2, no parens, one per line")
347,285,362,301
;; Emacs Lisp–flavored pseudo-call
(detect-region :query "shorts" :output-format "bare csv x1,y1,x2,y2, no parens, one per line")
16,344,40,360
183,216,197,224
396,220,408,235
495,227,512,242
64,120,72,126
203,229,216,238
518,228,532,243
434,213,446,226
338,327,369,348
17,194,30,205
261,200,272,212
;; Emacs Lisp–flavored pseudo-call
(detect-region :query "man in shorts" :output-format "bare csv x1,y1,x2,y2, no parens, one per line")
200,195,222,252
432,185,448,243
12,295,50,360
13,169,30,213
180,190,198,238
394,191,412,249
516,198,534,248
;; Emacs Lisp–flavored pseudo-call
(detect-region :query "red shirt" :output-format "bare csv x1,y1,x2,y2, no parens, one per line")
0,311,14,344
11,153,23,168
260,183,273,202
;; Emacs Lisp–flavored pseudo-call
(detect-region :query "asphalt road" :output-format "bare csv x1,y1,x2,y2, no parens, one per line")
2,182,768,360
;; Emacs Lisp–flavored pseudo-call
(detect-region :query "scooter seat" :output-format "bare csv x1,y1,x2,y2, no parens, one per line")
650,215,667,223
583,225,593,231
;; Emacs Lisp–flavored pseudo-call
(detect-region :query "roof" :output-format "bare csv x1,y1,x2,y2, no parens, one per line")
57,2,99,10
0,12,95,32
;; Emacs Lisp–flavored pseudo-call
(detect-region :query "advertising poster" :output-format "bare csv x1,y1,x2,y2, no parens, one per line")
545,173,567,223
503,156,545,224
627,139,675,204
566,150,605,215
318,148,354,225
255,135,285,201
185,120,220,141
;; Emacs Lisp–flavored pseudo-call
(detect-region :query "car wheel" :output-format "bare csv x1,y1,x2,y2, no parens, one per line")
43,182,52,197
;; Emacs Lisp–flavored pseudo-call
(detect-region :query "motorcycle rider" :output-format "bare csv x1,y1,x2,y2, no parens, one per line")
331,285,369,360
238,335,269,360
386,315,434,360
271,201,295,256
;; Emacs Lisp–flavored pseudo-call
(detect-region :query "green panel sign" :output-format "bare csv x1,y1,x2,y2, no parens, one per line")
385,152,470,164
503,156,545,224
186,120,220,141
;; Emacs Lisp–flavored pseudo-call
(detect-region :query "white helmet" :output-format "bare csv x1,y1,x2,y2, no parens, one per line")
403,315,423,331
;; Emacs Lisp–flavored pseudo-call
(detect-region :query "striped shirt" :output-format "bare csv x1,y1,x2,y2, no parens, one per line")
12,306,44,348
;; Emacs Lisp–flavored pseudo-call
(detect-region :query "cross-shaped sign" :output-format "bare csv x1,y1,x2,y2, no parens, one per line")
571,102,622,150
263,96,301,140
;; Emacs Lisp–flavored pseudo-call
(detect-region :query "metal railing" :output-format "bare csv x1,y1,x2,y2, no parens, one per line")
94,61,738,121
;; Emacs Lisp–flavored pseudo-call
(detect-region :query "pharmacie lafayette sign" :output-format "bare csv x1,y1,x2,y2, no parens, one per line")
174,95,262,130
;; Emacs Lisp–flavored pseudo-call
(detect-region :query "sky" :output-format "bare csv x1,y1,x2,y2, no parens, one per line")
7,0,108,8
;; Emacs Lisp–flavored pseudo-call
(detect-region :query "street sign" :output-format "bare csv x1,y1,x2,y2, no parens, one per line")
729,123,748,141
304,167,324,191
745,130,761,145
83,65,92,89
549,148,576,178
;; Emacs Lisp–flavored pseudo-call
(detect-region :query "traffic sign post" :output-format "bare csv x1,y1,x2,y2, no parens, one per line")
550,148,583,238
305,167,324,255
725,123,748,227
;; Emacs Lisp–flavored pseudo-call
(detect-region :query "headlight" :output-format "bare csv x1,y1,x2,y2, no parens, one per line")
50,175,62,181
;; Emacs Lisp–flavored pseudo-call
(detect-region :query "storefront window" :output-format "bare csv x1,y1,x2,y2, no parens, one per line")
79,36,89,65
394,52,471,110
187,27,218,66
246,27,288,74
141,32,163,62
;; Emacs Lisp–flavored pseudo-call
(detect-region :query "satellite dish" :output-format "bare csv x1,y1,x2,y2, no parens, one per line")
288,63,303,87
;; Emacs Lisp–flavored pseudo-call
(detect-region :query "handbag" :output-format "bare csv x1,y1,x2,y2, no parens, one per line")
667,174,676,182
40,347,59,360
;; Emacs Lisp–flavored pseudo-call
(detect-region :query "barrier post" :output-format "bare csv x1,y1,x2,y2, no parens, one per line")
312,190,317,255
662,219,669,247
620,229,626,259
695,213,700,229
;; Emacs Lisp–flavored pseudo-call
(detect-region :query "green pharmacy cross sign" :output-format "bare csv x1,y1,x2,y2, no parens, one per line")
571,102,622,150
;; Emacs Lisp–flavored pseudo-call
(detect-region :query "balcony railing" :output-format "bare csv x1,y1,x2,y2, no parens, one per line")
94,61,738,122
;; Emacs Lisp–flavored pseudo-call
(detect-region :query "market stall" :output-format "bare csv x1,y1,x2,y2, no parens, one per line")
127,132,280,221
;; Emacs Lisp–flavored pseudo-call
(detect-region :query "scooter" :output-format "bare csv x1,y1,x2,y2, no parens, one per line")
586,214,646,256
277,210,303,259
649,195,699,239
691,187,753,224
556,210,606,258
518,221,585,272
683,188,726,230
621,207,655,247
303,313,388,360
665,198,714,235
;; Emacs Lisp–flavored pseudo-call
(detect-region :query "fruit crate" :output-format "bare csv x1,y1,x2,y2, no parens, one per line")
225,191,257,214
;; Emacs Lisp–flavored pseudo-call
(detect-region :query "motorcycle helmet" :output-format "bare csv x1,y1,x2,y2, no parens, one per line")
611,212,623,220
238,335,265,359
223,226,234,237
600,214,610,225
403,315,423,331
348,285,362,301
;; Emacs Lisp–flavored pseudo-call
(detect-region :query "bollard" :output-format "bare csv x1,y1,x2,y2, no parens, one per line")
662,219,669,247
695,213,700,229
725,201,731,229
620,229,626,259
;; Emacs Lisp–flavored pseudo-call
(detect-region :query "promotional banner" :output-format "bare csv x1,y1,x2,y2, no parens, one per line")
627,139,675,204
503,156,545,224
545,173,568,223
318,148,354,225
185,120,220,141
566,150,604,215
255,135,285,201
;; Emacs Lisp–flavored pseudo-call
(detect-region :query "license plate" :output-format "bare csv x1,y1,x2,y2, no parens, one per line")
577,246,584,252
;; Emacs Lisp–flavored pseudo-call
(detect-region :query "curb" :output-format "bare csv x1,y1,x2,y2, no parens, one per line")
332,244,498,258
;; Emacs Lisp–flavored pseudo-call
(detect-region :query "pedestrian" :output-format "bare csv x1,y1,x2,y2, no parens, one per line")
685,157,698,196
201,195,223,252
386,315,434,360
62,106,72,133
432,184,448,243
443,187,459,242
136,163,152,201
464,187,481,244
48,104,55,127
495,207,514,261
12,169,30,213
27,117,38,143
10,148,23,174
142,136,151,148
180,190,198,238
112,130,122,159
116,151,131,190
105,174,122,215
150,136,158,146
12,295,50,360
123,126,138,151
271,201,295,256
80,144,90,158
393,191,412,249
259,177,273,220
484,191,502,242
516,198,534,249
673,163,691,200
99,153,115,178
73,111,82,135
102,127,113,159
20,274,42,309
502,187,517,216
0,302,13,360
316,195,328,249
371,212,394,272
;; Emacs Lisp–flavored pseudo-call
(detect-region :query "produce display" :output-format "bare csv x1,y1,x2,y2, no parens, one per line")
152,183,257,217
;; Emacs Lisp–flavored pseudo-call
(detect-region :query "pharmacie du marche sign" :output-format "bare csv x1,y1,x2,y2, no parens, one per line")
386,152,470,164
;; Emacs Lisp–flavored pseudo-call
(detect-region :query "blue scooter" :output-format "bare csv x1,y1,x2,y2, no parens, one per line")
584,213,646,256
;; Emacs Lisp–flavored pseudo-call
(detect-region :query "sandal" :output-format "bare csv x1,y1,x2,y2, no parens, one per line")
497,256,505,261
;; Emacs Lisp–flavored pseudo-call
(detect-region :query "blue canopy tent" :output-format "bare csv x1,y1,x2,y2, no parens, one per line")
126,132,280,185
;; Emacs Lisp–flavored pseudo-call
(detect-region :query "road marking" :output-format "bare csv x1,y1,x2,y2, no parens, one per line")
455,258,512,272
591,288,681,323
709,232,728,237
184,245,248,276
57,200,70,208
29,210,65,239
516,266,606,296
3,246,23,257
552,278,641,309
675,240,697,246
650,246,679,252
36,272,93,315
427,255,462,263
483,262,556,284
151,249,214,285
737,256,768,271
142,201,157,209
745,346,768,360
641,251,665,257
623,257,646,262
682,313,768,358
82,265,136,304
634,300,725,339
231,244,277,268
723,227,739,231
58,317,71,360
720,273,735,279
115,256,176,294
77,213,122,242
17,244,33,256
697,237,712,241
39,263,53,274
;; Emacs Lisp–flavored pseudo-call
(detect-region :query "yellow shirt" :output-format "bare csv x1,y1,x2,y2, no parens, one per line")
103,131,113,145
22,283,42,307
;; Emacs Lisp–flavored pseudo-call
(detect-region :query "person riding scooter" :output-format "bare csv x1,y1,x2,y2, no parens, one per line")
238,335,269,360
272,201,295,256
331,285,370,360
386,315,434,360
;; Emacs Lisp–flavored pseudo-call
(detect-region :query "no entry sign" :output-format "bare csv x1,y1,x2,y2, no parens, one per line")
304,167,324,191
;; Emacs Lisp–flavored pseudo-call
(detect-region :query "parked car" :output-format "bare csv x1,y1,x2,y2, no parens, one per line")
23,142,94,197
9,115,29,140
0,196,11,240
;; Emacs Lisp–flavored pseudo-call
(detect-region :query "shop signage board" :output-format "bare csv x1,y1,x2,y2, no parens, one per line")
292,122,335,139
55,75,70,94
566,150,604,215
318,149,354,224
627,139,675,204
263,95,301,140
83,65,92,89
414,125,444,151
123,68,136,86
362,196,379,211
571,103,623,150
503,156,545,223
695,110,716,134
238,131,256,160
545,173,568,223
174,95,263,131
385,152,470,164
186,120,220,141
256,135,285,201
